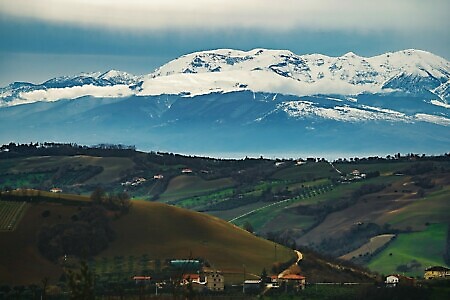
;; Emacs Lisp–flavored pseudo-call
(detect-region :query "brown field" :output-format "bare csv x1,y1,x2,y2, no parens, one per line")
297,175,424,245
0,202,78,285
339,234,396,260
377,186,450,230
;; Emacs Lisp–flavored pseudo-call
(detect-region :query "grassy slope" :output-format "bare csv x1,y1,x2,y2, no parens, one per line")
296,175,416,245
367,224,449,277
227,179,334,232
158,175,235,202
377,186,450,230
340,234,396,260
100,201,295,278
0,196,295,285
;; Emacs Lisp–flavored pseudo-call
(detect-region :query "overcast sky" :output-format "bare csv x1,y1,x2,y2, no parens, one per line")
0,0,449,85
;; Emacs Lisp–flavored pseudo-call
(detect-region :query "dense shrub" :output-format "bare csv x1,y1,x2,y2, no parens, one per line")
400,162,434,175
351,184,386,200
38,206,115,261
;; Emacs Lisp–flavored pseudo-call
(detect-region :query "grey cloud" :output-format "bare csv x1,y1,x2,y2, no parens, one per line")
1,0,448,33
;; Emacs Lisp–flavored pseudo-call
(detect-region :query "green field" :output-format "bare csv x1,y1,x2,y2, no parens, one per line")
175,187,234,209
367,223,449,277
86,254,157,281
232,174,398,233
0,173,52,189
231,183,335,231
158,175,235,202
379,186,450,230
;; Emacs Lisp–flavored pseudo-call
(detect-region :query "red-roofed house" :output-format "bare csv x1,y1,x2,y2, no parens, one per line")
132,276,151,285
181,274,206,292
279,274,306,291
182,274,203,283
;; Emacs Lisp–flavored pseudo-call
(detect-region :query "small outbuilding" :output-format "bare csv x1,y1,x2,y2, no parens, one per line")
385,274,415,287
243,280,262,294
132,276,151,285
50,188,62,193
385,275,399,287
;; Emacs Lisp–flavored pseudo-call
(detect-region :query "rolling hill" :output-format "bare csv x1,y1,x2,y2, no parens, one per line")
0,146,449,280
0,193,295,286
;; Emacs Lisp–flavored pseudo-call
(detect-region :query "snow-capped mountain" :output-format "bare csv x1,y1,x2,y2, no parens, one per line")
0,70,139,105
0,49,449,156
141,48,449,99
149,48,449,96
2,49,449,106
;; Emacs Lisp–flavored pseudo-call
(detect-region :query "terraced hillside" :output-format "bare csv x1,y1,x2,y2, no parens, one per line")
0,200,28,231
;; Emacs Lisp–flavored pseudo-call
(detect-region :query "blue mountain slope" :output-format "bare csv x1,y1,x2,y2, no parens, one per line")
0,91,448,157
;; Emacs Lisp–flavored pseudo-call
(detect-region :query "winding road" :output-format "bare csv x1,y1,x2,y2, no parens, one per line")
278,250,303,278
228,197,294,223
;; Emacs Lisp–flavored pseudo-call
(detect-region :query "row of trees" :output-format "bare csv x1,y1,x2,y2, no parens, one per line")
334,153,450,164
0,142,137,159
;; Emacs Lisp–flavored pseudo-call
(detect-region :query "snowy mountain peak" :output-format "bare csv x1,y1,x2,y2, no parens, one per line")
343,51,359,57
1,49,450,153
150,48,449,81
98,70,140,84
1,49,449,107
139,48,449,98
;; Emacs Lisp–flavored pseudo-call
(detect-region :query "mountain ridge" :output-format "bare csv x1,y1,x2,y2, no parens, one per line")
1,48,449,106
0,48,449,156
